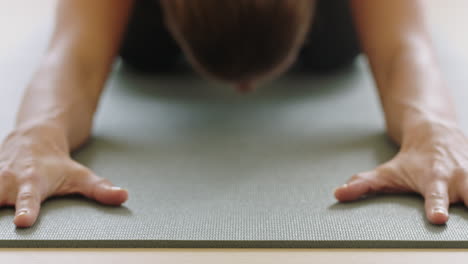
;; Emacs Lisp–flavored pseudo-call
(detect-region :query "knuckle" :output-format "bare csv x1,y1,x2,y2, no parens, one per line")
428,160,447,177
426,191,446,200
17,191,35,201
22,170,41,183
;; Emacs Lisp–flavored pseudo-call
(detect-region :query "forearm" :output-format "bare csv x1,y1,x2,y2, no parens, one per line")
15,51,106,151
379,41,458,145
14,0,133,152
351,0,458,145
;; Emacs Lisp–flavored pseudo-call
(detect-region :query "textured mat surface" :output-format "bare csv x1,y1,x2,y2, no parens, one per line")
1,26,468,248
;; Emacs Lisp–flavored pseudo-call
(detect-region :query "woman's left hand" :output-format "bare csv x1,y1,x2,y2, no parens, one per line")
334,120,468,225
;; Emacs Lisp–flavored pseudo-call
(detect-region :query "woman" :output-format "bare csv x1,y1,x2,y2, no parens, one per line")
1,0,467,228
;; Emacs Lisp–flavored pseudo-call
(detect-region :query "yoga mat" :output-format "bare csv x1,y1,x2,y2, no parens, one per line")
0,24,468,248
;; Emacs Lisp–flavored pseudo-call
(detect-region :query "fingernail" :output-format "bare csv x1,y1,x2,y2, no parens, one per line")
433,208,447,215
110,186,124,191
16,210,28,217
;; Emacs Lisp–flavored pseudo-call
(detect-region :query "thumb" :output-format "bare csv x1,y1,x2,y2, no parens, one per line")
334,166,396,202
73,168,128,206
334,171,378,202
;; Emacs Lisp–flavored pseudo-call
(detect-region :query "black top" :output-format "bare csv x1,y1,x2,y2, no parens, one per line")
119,0,360,73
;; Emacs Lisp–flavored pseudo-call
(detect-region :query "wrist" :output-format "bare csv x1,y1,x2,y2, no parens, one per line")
400,113,460,148
16,61,97,151
401,105,458,134
385,99,459,144
10,121,70,153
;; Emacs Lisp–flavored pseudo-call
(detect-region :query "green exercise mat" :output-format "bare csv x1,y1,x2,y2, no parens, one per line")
0,26,468,248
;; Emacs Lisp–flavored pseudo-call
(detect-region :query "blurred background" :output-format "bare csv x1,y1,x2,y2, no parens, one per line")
0,0,467,60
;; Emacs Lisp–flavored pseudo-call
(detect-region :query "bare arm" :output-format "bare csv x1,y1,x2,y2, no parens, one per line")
16,0,134,150
0,0,134,227
334,0,468,225
350,0,457,144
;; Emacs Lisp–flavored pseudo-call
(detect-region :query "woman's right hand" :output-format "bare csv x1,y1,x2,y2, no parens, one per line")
0,122,128,228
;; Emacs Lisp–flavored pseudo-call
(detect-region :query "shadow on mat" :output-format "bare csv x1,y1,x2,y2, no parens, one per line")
110,58,363,105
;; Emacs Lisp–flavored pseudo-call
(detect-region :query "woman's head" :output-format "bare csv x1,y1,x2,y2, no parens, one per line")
161,0,315,91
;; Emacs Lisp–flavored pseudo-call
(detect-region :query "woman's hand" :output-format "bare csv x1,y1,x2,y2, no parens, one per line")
334,120,468,225
0,123,128,228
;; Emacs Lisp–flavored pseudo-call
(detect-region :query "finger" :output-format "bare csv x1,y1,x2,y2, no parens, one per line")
334,170,380,202
424,181,449,225
74,169,128,206
13,184,41,228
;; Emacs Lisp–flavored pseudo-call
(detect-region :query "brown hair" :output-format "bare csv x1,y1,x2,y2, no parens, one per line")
161,0,315,85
